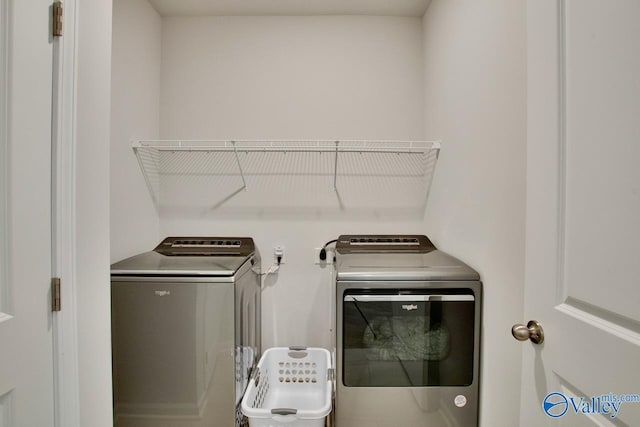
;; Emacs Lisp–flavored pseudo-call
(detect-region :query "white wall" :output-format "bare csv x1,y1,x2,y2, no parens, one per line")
110,0,161,263
158,16,426,349
76,0,113,424
422,1,526,426
160,16,424,140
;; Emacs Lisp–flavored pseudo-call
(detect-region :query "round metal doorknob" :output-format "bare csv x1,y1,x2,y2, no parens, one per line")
511,320,544,344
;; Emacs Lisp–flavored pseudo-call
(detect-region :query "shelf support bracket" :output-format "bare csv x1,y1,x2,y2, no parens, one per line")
231,141,247,190
133,144,160,208
333,140,339,192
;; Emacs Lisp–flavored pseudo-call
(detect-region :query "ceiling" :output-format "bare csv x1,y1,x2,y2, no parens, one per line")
147,0,432,17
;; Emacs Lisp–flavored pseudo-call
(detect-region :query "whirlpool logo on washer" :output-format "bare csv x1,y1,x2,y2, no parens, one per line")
401,304,418,311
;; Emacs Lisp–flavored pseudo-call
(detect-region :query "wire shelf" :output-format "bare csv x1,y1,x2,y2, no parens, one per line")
132,139,441,209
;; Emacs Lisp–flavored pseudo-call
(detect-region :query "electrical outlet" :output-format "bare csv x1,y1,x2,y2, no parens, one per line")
274,246,285,264
314,247,334,264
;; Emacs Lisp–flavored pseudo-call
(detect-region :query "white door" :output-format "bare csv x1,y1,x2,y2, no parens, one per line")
0,0,55,425
520,0,640,425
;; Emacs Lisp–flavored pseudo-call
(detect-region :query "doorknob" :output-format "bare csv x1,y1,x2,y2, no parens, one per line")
511,320,544,344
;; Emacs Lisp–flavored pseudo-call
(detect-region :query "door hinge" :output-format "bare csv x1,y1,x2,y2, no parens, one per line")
52,277,61,312
52,1,63,37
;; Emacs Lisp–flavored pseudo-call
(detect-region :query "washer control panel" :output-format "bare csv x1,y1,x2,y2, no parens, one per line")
154,237,254,256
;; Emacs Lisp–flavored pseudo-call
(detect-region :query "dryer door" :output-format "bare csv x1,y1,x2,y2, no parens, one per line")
342,290,475,387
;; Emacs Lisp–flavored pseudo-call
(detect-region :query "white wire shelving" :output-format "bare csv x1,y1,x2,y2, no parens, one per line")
132,139,441,207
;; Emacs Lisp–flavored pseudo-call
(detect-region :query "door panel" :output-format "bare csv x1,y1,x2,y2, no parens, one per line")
523,0,640,425
0,0,54,425
564,0,640,324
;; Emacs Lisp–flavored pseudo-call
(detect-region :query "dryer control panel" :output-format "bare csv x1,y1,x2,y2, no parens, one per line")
335,235,435,254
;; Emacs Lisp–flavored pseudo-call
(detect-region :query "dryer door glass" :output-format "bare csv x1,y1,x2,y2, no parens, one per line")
342,289,475,387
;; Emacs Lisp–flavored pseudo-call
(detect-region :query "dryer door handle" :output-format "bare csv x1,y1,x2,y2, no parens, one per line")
344,295,474,302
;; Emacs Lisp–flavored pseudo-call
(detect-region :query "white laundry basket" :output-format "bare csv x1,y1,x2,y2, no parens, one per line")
241,347,332,427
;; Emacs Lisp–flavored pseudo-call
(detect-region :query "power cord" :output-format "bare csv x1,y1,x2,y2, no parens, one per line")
319,239,338,262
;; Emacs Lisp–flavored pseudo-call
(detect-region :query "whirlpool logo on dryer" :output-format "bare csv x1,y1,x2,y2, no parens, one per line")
401,304,418,311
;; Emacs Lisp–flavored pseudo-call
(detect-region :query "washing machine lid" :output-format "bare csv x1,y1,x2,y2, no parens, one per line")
110,237,255,276
335,235,479,281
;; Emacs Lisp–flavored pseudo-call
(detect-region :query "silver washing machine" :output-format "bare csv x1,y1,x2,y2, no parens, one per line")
334,235,481,427
110,237,261,427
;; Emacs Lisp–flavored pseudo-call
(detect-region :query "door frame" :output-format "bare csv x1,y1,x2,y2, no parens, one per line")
51,0,80,426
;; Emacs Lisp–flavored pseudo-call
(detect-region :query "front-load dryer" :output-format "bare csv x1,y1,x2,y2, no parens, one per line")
334,235,481,427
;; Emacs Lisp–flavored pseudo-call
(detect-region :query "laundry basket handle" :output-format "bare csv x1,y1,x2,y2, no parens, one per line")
271,408,298,416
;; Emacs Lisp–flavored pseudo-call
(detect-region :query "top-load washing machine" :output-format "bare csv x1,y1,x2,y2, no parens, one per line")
334,235,481,427
110,237,261,427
